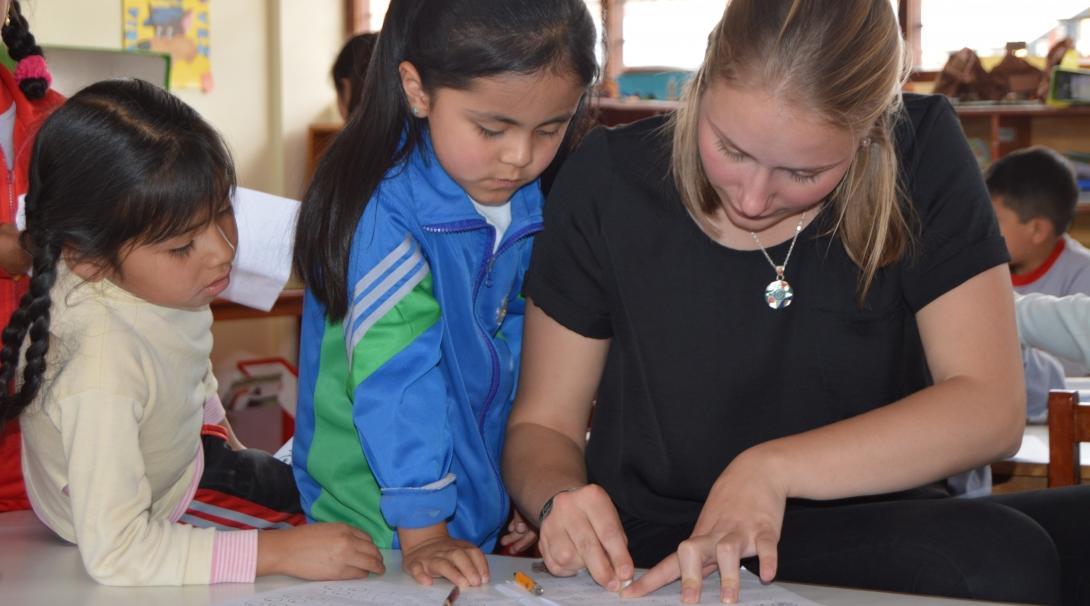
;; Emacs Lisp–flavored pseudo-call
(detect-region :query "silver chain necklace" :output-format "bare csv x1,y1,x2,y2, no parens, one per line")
750,211,807,310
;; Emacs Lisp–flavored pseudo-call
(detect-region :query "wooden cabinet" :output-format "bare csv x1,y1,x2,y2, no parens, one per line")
306,122,343,182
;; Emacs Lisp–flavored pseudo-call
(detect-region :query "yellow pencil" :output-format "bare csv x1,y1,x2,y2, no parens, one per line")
513,570,544,595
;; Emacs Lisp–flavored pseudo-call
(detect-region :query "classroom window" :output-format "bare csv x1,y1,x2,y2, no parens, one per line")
583,0,605,68
360,1,603,66
619,0,721,70
366,0,390,32
355,0,713,74
918,0,1090,70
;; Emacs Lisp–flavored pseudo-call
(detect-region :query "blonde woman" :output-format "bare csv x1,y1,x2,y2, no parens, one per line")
503,1,1088,604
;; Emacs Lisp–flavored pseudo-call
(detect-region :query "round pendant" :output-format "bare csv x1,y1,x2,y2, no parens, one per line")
764,279,794,309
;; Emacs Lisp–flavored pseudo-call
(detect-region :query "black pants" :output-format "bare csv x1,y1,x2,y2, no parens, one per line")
622,485,1090,605
177,429,305,530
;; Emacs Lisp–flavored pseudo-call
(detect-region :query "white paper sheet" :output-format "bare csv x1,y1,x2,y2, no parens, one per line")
219,187,299,311
218,569,822,606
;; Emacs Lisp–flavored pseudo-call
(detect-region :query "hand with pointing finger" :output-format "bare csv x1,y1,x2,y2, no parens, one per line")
622,448,787,604
538,484,636,593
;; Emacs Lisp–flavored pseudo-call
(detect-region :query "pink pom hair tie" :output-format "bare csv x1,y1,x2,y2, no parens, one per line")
14,55,51,87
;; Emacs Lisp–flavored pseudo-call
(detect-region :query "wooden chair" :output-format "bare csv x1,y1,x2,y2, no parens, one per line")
1047,389,1090,487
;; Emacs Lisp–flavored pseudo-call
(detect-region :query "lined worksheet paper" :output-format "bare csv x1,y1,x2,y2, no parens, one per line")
219,569,822,606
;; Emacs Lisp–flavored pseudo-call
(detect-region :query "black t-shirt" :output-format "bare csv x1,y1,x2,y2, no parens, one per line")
523,94,1010,528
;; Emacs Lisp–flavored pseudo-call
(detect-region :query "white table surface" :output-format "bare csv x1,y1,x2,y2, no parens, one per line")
0,510,1020,606
1001,377,1090,466
1009,424,1090,464
1011,375,1090,466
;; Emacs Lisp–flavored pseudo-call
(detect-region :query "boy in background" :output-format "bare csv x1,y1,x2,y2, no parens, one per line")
987,145,1090,421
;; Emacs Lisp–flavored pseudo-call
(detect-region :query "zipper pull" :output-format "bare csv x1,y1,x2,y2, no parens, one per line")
485,255,497,288
495,297,508,328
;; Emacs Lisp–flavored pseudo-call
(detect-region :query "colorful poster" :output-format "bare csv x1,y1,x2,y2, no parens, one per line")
122,0,212,91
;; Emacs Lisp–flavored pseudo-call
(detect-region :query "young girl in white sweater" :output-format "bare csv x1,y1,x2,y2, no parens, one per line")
0,79,384,586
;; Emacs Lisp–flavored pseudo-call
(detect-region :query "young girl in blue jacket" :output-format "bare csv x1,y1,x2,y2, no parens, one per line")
292,0,597,589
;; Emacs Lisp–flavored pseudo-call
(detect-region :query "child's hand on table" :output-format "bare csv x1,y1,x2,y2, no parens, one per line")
400,522,490,588
499,508,537,554
257,522,385,580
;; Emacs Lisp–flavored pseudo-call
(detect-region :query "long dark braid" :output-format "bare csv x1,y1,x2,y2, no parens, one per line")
1,0,47,100
0,78,235,423
0,236,58,423
0,91,58,422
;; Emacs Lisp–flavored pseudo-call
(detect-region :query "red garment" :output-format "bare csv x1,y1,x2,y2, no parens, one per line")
1010,238,1065,288
0,66,64,512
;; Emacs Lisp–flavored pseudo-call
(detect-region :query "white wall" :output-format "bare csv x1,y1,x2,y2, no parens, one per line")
181,0,279,195
25,1,121,48
275,1,344,199
26,0,343,197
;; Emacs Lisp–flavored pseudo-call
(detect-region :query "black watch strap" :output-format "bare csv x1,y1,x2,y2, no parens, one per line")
538,487,579,527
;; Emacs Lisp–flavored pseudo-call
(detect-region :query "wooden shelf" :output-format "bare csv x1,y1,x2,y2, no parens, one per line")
953,103,1090,168
953,103,1090,117
211,289,304,322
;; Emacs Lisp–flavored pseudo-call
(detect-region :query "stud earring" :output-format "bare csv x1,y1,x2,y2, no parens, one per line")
411,106,420,117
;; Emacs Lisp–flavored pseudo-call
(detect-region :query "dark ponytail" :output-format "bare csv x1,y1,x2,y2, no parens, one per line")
0,78,235,423
296,0,427,322
294,0,597,321
1,0,48,100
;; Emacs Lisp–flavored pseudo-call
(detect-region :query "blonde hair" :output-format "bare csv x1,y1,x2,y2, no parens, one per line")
671,0,912,300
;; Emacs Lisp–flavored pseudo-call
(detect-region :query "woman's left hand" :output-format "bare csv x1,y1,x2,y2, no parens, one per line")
621,448,788,604
498,508,538,554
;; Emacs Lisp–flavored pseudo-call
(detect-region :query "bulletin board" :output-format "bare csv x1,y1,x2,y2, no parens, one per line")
122,0,212,91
